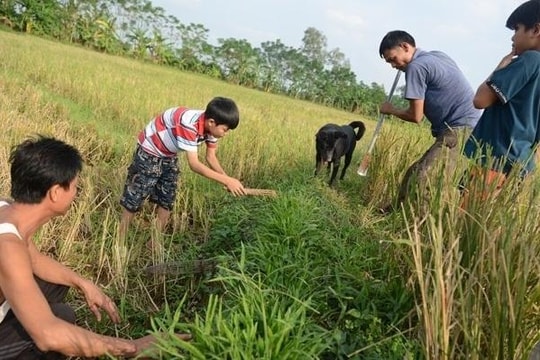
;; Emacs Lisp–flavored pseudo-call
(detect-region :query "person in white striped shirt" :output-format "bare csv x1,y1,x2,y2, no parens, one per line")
119,97,246,239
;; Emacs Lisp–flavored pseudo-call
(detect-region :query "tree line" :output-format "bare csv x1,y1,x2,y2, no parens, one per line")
1,0,394,116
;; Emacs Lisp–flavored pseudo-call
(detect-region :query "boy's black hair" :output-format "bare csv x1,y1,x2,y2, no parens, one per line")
379,30,416,58
205,97,239,130
9,135,83,204
506,0,540,30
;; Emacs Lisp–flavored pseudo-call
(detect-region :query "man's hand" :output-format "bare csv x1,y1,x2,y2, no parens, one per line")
379,101,395,115
131,333,193,359
79,279,120,323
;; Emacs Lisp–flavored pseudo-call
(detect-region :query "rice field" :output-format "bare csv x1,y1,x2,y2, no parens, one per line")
2,29,540,359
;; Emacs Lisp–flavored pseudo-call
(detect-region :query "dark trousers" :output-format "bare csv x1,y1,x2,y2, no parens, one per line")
0,278,75,360
397,127,467,209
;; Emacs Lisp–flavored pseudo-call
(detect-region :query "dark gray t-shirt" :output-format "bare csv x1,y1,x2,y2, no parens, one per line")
405,49,481,136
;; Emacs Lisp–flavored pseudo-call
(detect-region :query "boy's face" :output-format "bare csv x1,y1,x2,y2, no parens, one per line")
206,119,230,139
382,43,414,71
511,23,540,55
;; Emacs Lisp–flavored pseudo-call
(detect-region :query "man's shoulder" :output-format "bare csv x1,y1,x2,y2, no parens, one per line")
0,223,22,240
413,49,451,63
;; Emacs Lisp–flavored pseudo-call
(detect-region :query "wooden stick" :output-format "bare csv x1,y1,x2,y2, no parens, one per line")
357,69,402,177
244,188,278,197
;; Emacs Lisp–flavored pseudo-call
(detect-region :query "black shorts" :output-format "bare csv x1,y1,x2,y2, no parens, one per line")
120,146,179,212
0,278,74,359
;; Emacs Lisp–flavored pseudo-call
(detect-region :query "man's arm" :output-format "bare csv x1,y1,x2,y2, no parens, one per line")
379,98,424,124
185,151,246,196
28,241,120,323
0,236,139,357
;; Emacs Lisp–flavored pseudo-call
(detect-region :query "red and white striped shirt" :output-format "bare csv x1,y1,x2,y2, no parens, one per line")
137,107,218,157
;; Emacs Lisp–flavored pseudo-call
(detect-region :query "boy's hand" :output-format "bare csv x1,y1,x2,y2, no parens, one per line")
225,177,246,196
495,50,516,71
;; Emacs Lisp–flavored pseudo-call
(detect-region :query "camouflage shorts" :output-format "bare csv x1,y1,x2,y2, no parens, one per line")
120,146,179,212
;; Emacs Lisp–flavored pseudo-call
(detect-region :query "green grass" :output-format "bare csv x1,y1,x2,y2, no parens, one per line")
1,29,540,359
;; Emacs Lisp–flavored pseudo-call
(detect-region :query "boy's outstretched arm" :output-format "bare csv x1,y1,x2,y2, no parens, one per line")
185,151,246,196
205,146,226,175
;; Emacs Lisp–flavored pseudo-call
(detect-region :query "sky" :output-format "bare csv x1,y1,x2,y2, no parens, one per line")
151,0,524,92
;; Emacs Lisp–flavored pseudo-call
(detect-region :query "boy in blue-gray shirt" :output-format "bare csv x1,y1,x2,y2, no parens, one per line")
377,30,481,213
463,0,540,192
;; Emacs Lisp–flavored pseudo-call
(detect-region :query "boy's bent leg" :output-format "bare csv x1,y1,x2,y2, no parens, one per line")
156,206,171,233
150,155,178,234
119,146,162,237
146,206,171,250
119,208,136,238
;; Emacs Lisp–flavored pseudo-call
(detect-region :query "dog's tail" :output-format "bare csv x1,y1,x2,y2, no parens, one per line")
348,121,366,141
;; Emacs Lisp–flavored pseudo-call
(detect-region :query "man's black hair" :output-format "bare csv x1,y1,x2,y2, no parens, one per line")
379,30,416,58
9,135,83,203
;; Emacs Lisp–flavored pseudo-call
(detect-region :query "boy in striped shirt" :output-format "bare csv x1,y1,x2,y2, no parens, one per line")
119,97,246,238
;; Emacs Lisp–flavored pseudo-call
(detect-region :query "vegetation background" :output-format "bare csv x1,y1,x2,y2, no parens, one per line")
0,0,399,117
1,2,540,359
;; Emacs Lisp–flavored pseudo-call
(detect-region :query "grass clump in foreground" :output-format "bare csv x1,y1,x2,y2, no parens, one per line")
146,184,419,359
2,30,540,359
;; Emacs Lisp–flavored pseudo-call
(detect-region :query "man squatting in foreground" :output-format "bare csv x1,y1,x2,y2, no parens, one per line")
0,136,189,359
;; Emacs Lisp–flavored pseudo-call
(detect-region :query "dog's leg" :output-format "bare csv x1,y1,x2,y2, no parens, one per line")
315,153,323,176
329,161,340,186
341,153,353,180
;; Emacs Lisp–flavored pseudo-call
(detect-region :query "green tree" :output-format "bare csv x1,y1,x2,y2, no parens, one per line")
148,28,175,65
177,22,211,72
9,0,64,36
127,27,150,59
215,38,260,87
259,39,291,92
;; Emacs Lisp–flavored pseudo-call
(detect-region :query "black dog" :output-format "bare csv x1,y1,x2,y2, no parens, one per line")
315,121,366,186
